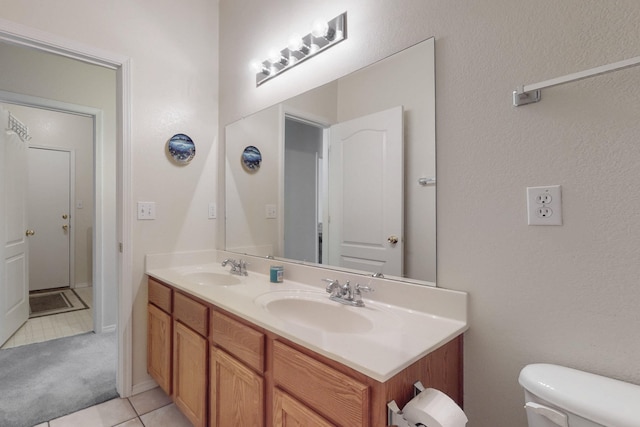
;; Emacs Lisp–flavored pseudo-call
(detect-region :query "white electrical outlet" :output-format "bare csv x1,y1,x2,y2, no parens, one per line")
208,202,217,219
265,204,277,219
137,202,156,220
527,186,562,226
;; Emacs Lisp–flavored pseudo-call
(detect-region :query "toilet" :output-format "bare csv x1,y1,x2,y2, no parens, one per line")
519,363,640,427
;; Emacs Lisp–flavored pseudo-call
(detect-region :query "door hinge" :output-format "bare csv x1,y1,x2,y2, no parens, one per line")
119,242,123,253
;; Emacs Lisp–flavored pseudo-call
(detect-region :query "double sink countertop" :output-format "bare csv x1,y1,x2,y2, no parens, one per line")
146,250,468,383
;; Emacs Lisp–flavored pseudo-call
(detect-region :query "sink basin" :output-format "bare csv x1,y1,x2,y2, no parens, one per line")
254,290,376,333
182,271,242,286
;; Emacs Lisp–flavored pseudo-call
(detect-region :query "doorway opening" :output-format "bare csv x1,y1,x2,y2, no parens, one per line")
0,23,133,397
1,103,97,348
283,116,327,264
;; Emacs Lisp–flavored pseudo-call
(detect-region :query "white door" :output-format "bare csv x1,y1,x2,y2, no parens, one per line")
0,114,30,346
327,106,404,276
28,147,71,291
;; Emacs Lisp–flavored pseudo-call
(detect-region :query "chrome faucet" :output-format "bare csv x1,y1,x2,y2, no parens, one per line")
221,258,248,276
322,279,373,307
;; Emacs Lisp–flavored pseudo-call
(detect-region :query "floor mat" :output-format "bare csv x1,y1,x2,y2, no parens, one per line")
29,289,89,318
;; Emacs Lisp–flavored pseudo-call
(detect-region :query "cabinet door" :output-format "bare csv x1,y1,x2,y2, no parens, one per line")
174,321,207,427
147,304,171,395
210,346,264,426
273,388,335,427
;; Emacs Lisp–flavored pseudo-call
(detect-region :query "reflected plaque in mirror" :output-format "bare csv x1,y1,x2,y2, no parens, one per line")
242,145,262,171
225,37,436,286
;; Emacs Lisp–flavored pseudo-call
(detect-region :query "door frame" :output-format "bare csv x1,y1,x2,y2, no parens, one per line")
0,19,133,397
28,145,76,291
281,105,332,263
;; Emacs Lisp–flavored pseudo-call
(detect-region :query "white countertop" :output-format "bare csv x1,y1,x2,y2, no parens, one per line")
146,250,468,383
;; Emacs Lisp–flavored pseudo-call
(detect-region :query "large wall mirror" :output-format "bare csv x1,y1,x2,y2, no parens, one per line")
225,37,436,286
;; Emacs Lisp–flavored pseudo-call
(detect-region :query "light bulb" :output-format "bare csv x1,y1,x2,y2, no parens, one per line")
268,49,282,64
311,19,329,38
287,34,304,51
250,60,265,74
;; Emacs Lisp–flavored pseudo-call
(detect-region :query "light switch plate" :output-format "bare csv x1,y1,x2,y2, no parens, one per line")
137,202,156,220
208,202,217,219
266,204,277,219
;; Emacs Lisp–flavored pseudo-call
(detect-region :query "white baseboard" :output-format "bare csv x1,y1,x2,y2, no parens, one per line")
72,283,92,289
131,378,159,396
101,324,116,333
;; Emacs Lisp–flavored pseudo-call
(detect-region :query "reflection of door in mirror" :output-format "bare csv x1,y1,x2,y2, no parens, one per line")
328,106,403,277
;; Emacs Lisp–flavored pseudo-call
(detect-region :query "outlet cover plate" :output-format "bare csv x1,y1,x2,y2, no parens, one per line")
527,185,562,226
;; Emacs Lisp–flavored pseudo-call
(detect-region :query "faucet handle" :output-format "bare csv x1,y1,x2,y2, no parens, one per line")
353,284,374,306
354,283,374,299
355,284,374,294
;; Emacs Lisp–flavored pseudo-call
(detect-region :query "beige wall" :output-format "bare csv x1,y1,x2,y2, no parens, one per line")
1,103,94,287
219,1,640,426
0,0,219,390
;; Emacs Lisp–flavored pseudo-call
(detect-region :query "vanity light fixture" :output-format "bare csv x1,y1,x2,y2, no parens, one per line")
252,12,347,86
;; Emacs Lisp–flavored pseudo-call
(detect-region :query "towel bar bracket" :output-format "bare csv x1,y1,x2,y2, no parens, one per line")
513,89,541,106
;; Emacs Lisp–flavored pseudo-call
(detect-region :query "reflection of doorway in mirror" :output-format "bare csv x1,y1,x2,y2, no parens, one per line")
283,117,325,264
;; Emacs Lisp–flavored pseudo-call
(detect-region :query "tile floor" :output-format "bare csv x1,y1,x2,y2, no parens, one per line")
32,386,193,427
1,287,93,349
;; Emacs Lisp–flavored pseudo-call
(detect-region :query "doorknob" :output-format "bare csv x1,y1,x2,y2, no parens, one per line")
387,235,399,245
62,214,68,219
62,224,69,231
25,229,35,236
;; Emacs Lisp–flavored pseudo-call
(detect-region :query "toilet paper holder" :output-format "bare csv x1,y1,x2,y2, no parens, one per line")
387,381,426,426
387,381,468,427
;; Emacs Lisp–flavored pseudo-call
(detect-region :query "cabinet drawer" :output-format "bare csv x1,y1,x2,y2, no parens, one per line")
174,292,208,337
211,311,264,373
148,278,172,313
273,341,369,426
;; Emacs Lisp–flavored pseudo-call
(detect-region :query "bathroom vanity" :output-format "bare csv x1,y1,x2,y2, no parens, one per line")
146,251,467,427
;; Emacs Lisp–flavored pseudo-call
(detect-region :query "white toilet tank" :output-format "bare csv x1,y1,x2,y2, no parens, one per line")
519,364,640,427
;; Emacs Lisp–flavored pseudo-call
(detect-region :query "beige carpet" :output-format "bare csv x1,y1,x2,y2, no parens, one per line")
0,331,117,427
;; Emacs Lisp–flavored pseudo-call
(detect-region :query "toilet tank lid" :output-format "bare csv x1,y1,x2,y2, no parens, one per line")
519,364,640,427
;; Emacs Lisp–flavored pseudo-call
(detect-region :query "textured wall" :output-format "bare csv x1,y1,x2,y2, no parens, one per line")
219,1,640,425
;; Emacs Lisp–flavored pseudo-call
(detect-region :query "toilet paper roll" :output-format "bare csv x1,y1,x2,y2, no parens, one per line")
402,388,468,427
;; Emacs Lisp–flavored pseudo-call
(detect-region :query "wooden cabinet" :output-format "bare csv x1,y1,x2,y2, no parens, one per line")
147,279,172,395
210,310,265,426
210,346,264,426
147,304,172,395
173,320,208,427
147,277,462,427
273,340,369,426
273,388,335,427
